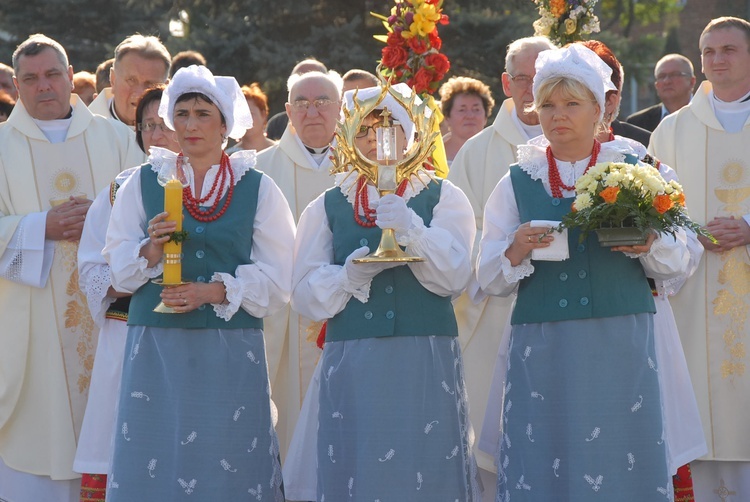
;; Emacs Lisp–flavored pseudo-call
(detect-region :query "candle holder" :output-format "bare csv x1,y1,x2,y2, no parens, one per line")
153,154,190,313
151,279,191,313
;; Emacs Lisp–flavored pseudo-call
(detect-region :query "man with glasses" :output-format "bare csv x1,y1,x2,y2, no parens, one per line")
89,34,171,166
446,35,554,502
254,69,343,464
626,53,696,132
0,34,139,502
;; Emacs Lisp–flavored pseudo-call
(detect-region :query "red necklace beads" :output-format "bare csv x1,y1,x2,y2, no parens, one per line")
353,175,409,228
547,140,601,198
180,152,235,222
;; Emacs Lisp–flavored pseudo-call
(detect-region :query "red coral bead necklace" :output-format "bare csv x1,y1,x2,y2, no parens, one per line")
179,151,235,222
547,140,601,199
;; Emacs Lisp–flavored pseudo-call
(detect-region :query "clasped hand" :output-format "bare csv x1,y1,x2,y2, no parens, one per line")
46,196,93,241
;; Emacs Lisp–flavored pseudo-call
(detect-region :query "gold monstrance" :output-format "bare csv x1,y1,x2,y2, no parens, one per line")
330,74,439,263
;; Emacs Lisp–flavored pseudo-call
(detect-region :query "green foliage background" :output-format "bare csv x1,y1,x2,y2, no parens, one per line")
0,0,747,118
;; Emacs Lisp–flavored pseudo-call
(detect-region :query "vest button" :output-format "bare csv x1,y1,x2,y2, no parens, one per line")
577,244,586,253
196,276,206,283
559,272,568,281
364,311,373,320
580,297,589,306
551,198,561,206
385,285,394,294
386,310,395,319
558,299,568,308
578,270,587,279
195,250,205,259
195,226,205,234
198,304,206,311
360,238,369,247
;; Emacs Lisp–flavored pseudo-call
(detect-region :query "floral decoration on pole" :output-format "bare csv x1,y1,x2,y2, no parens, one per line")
372,0,451,177
532,0,601,46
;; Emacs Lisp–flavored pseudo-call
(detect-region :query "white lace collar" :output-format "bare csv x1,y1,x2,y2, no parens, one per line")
334,169,437,208
516,137,633,184
148,146,257,186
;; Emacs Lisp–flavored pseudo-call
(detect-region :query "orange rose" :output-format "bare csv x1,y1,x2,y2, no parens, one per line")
549,0,567,18
672,193,686,206
653,194,674,214
600,186,620,204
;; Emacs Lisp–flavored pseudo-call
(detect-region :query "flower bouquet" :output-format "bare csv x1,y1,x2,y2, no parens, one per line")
554,161,715,247
371,0,451,177
372,0,450,96
532,0,601,46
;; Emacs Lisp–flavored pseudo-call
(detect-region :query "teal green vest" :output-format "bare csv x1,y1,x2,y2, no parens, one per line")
324,181,458,342
128,165,263,329
509,164,655,325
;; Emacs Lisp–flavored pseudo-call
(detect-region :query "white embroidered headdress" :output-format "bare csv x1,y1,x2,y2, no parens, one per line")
159,65,252,140
533,44,616,120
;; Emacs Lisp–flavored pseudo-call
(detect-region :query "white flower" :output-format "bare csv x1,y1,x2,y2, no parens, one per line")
574,193,593,210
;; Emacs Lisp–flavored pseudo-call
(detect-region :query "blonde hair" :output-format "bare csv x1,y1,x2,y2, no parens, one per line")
530,76,606,133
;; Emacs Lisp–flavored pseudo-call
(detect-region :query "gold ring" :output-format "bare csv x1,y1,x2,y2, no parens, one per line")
528,235,532,243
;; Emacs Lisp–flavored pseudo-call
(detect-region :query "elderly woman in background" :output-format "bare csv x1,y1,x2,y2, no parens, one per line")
477,45,690,500
103,66,294,500
226,82,276,154
291,82,479,500
439,76,494,163
73,84,180,502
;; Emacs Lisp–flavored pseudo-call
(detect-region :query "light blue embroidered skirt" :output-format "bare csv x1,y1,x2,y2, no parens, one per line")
317,335,480,501
497,314,670,502
108,326,283,501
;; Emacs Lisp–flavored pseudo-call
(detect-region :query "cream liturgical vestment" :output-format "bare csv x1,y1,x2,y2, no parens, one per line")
254,124,335,455
0,96,137,486
447,98,531,476
650,81,750,497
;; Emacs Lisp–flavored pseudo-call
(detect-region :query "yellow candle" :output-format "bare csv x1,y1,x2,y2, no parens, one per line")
162,179,183,284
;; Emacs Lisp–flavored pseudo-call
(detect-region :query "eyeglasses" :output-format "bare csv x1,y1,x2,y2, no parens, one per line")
138,122,171,133
655,72,691,82
290,98,338,113
355,121,401,139
508,73,533,87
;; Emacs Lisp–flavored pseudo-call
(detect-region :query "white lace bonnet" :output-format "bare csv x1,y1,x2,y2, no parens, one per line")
343,82,427,149
533,44,616,120
159,65,252,140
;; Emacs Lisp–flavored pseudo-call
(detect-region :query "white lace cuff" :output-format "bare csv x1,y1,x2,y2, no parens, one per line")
500,232,535,283
210,272,241,321
339,265,371,303
136,238,164,278
395,212,426,247
82,264,116,326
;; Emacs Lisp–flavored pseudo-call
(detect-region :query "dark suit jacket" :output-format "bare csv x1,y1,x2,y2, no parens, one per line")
625,104,663,132
611,119,651,147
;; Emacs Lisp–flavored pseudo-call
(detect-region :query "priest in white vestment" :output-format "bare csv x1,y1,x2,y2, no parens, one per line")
446,36,554,501
649,17,750,501
0,34,139,502
254,70,342,461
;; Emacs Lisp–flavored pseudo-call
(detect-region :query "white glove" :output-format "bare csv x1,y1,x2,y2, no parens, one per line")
375,194,415,234
343,246,403,290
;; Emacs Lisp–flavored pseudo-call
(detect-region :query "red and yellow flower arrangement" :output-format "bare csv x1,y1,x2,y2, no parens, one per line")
372,0,451,96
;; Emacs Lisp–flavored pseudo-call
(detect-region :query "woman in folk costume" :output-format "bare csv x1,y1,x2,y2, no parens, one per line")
74,84,180,502
476,45,691,501
103,65,294,500
291,81,481,500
